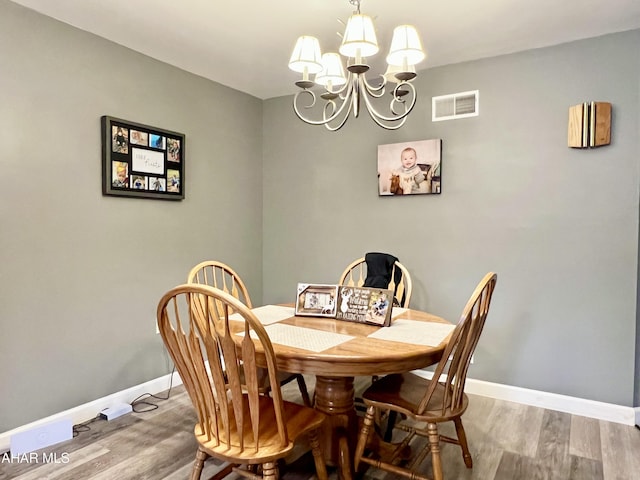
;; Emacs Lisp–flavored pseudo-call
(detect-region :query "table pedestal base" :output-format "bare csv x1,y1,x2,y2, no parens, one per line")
314,376,359,480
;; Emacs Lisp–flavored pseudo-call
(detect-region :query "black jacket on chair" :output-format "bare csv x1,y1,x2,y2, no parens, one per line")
363,252,403,305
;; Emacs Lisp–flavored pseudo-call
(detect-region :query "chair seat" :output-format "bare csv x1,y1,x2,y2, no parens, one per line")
196,396,326,464
362,372,469,422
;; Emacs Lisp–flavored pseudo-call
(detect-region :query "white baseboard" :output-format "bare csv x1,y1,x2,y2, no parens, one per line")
0,371,182,454
1,369,635,454
411,370,636,426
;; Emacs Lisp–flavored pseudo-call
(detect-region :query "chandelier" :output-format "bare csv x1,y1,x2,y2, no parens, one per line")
288,0,426,131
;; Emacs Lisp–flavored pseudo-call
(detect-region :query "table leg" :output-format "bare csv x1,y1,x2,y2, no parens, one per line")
314,376,358,480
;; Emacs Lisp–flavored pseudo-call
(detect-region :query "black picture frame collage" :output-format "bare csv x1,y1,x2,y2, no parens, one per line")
101,116,185,200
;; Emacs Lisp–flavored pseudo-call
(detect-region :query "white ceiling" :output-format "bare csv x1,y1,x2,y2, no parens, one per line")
10,0,640,100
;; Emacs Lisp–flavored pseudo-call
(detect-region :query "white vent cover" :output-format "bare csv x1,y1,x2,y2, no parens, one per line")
432,90,479,121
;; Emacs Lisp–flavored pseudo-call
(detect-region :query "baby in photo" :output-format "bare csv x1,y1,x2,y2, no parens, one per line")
390,147,428,194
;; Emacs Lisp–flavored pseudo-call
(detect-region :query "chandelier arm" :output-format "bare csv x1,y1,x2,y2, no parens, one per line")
323,96,354,124
360,74,386,98
352,76,361,117
338,72,355,100
321,82,354,130
358,93,395,129
330,72,354,97
358,83,415,129
320,88,354,131
389,82,417,116
389,98,409,117
324,103,353,131
363,94,408,129
371,115,408,130
292,82,355,126
327,80,355,121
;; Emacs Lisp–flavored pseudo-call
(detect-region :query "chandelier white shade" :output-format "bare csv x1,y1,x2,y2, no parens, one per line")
315,53,347,89
288,36,323,74
288,0,426,131
339,14,379,58
387,25,426,67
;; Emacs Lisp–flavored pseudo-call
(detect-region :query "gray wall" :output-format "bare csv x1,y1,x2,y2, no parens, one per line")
1,0,639,435
637,209,640,410
0,0,263,432
263,30,640,406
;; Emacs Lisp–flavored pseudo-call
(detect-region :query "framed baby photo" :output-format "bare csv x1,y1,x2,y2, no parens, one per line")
295,284,339,317
377,138,442,196
101,116,185,200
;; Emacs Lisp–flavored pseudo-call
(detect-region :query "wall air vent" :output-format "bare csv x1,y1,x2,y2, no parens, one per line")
432,90,479,121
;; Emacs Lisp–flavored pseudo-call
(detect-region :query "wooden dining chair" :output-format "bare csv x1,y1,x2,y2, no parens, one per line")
353,272,497,480
339,256,412,308
157,283,328,480
187,261,312,407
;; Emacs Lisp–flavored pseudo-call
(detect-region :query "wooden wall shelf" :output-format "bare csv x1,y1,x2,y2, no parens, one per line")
568,101,611,148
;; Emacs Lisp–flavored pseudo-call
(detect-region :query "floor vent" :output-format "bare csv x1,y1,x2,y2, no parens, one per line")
432,90,479,121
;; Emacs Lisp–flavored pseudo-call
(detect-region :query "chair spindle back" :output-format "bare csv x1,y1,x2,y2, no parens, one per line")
157,284,288,452
419,272,497,416
187,261,253,309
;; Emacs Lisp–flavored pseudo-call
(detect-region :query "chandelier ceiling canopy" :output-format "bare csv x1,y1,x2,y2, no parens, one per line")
288,0,426,131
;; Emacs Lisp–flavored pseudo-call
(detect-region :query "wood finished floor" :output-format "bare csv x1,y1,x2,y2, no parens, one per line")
2,377,639,480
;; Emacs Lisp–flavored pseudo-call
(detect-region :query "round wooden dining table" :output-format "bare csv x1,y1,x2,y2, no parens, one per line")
258,306,452,480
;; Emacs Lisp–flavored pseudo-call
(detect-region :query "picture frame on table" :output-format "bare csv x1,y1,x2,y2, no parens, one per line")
336,286,394,326
101,116,185,200
295,284,339,317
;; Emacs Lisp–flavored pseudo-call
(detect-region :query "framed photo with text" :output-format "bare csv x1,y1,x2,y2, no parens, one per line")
336,286,394,326
101,116,185,200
